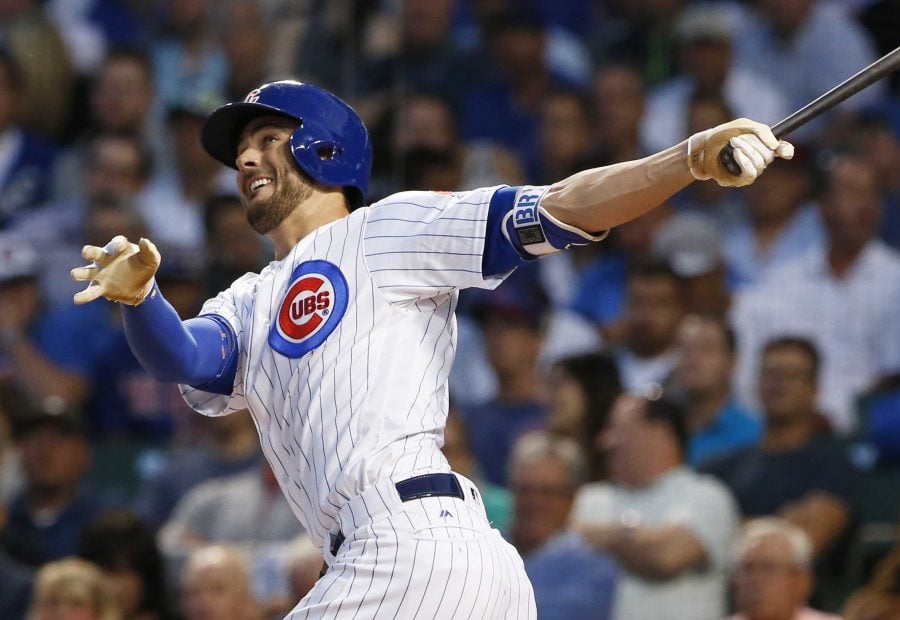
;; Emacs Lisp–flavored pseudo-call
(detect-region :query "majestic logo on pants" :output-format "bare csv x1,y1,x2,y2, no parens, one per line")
269,260,348,358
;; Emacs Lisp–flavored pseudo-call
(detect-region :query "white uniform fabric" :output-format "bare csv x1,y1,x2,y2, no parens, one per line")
180,186,537,618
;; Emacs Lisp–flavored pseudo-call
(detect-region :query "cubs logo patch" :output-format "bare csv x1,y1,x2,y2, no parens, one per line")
268,260,348,358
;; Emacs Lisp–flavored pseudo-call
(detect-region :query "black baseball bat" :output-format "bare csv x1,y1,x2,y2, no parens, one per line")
720,45,900,175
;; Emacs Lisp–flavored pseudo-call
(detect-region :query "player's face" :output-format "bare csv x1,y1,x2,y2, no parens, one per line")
236,116,314,234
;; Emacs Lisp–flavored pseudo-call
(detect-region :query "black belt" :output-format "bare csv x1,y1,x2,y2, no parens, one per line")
330,473,464,557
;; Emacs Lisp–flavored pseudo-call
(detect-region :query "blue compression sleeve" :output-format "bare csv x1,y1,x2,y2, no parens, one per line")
121,282,238,395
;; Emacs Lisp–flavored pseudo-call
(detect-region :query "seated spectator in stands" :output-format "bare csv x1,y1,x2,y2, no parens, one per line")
159,460,303,607
2,401,118,568
461,278,549,487
137,92,232,253
507,431,586,557
201,193,268,300
28,557,120,620
510,429,619,617
545,352,622,480
850,108,900,251
180,545,260,620
14,131,155,307
0,380,25,503
702,337,859,560
0,545,32,620
610,259,686,392
460,9,586,180
442,410,511,531
671,314,762,466
390,92,525,193
730,517,841,620
732,153,900,433
589,62,647,166
569,205,674,336
78,509,170,620
722,148,822,290
843,543,900,620
734,0,882,138
0,231,128,411
134,409,262,527
0,49,58,229
536,89,595,185
572,394,738,620
653,212,732,317
640,3,787,154
52,48,162,203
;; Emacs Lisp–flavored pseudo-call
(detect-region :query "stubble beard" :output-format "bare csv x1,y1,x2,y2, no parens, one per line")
244,172,314,235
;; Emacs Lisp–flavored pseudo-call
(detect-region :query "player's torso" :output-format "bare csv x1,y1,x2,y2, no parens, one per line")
237,209,455,546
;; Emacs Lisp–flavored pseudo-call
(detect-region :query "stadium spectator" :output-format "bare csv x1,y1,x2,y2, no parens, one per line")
2,401,119,567
723,149,823,290
0,50,59,228
137,92,231,253
544,352,622,480
134,409,262,527
536,89,595,185
671,314,762,466
610,259,686,391
159,460,303,607
732,154,900,433
843,544,900,620
201,193,269,300
733,0,882,138
702,337,859,559
507,431,586,558
78,509,170,620
149,0,226,111
0,380,25,503
221,1,272,103
653,212,732,316
14,131,154,306
640,3,787,154
572,393,739,620
0,545,32,620
849,109,900,251
180,545,260,620
730,517,841,620
27,557,120,620
53,47,162,202
0,1,75,142
590,61,647,166
461,272,550,487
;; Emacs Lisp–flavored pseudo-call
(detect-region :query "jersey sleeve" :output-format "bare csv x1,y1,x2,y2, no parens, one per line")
362,187,508,303
179,274,254,417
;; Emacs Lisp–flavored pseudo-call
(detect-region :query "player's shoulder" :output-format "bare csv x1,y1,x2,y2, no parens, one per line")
365,186,507,213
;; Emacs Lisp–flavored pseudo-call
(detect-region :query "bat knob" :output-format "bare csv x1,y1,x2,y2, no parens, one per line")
719,145,743,176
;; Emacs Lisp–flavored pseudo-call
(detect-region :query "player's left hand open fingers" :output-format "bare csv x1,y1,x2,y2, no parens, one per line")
70,264,100,282
73,281,106,305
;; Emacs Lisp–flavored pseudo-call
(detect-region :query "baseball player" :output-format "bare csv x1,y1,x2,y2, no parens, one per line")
71,80,792,618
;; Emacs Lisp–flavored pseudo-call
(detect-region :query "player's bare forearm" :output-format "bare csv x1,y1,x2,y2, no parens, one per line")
541,142,693,233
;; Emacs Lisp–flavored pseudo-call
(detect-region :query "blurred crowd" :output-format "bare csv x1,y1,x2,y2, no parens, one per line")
0,0,899,618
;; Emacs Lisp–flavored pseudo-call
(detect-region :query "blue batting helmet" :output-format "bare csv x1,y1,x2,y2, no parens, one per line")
201,80,373,209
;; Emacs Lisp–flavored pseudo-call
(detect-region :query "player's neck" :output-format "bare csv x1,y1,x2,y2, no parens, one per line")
268,191,350,259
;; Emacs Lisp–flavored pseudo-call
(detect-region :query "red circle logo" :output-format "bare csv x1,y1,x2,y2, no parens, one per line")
276,274,336,343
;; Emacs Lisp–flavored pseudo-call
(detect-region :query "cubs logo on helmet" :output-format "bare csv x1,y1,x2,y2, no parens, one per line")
268,260,348,358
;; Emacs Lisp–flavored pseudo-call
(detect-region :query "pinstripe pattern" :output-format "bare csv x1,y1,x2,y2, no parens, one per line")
180,187,536,617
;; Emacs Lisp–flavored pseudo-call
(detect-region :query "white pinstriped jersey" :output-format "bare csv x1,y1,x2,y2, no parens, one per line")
181,186,523,551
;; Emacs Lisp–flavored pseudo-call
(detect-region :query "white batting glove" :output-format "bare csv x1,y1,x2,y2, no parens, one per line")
687,118,794,187
71,235,161,306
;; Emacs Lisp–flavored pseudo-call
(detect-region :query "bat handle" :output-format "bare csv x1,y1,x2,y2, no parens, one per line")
719,144,743,176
